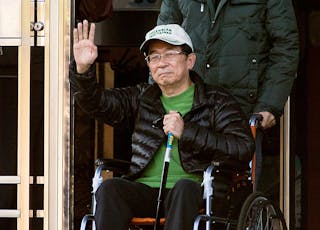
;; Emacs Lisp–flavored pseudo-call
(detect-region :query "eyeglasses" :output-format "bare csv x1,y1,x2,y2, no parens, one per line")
145,50,186,64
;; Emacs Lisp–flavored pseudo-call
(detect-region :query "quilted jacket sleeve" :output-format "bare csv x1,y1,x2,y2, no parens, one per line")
179,87,255,170
69,61,139,130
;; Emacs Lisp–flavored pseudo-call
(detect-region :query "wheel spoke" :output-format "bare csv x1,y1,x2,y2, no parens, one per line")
236,192,286,230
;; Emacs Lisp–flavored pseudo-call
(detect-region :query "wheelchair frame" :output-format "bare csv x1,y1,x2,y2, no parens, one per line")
80,115,287,230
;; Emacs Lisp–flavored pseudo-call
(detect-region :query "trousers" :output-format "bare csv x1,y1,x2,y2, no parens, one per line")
94,177,203,230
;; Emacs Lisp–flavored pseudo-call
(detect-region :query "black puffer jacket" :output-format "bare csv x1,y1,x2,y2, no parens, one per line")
69,62,255,179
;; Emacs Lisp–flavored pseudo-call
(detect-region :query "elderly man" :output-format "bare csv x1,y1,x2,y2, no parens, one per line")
69,20,254,230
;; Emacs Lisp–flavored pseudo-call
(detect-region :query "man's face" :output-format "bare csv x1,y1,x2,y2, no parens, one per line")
147,40,195,89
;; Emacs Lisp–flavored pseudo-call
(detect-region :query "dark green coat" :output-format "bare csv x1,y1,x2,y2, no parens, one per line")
158,0,299,117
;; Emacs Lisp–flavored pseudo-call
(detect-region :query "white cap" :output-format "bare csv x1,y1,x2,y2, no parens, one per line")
140,24,194,53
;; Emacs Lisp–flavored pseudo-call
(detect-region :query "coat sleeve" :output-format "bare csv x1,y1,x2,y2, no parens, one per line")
69,61,139,130
254,0,299,117
180,90,255,165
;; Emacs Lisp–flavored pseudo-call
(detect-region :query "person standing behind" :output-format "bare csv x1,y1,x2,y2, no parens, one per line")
157,0,299,199
157,0,299,128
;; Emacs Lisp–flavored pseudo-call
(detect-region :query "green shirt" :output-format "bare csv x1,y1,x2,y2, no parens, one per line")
136,84,202,188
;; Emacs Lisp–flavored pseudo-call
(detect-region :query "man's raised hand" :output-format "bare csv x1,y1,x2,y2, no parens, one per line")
73,20,98,74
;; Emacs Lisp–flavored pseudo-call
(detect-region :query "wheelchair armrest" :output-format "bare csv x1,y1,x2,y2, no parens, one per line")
80,214,95,230
95,158,138,175
90,159,140,211
211,160,250,175
202,161,250,198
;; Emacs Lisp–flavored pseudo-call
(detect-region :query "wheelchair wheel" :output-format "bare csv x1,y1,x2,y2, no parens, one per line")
236,192,287,230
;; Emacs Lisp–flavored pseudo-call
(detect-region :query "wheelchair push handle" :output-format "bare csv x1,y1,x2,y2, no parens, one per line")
249,114,263,139
248,113,263,191
249,114,263,128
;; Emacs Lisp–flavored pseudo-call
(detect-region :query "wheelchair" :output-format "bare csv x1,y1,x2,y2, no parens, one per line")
80,114,287,230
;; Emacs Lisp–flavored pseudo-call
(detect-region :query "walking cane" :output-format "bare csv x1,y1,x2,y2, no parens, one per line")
154,132,174,230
